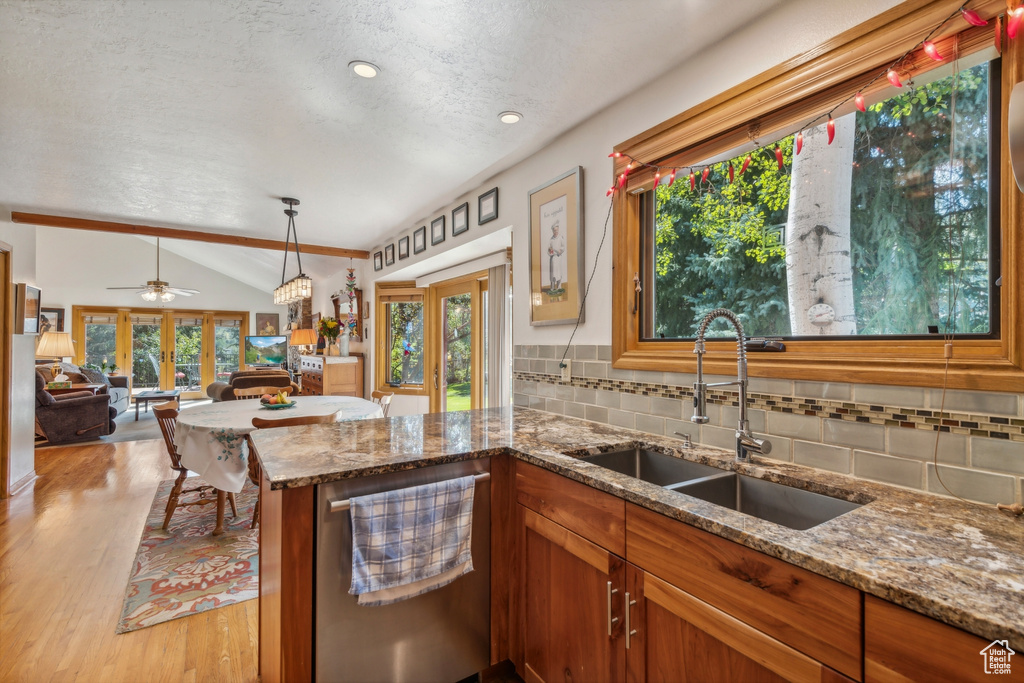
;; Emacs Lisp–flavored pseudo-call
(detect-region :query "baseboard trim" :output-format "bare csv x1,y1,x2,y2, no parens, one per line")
9,470,36,496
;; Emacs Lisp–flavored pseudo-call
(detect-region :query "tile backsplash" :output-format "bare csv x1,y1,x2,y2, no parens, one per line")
513,344,1024,506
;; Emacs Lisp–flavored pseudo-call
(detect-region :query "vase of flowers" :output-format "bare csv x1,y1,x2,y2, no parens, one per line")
317,316,341,356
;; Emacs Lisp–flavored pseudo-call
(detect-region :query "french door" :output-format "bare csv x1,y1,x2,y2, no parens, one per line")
429,274,486,413
73,306,247,400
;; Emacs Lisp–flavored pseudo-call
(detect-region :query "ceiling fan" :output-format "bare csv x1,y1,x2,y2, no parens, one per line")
107,237,200,302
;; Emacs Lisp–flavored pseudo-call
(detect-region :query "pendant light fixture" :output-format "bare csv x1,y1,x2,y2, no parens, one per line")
273,197,313,305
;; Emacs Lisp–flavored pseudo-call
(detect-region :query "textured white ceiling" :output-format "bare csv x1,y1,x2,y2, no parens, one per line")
0,0,783,268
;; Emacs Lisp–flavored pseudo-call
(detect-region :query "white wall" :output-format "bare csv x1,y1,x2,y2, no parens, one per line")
358,0,902,413
0,210,40,489
34,227,285,331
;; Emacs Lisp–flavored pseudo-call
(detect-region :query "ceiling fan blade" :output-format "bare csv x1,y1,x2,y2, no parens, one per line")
107,286,148,290
166,288,199,296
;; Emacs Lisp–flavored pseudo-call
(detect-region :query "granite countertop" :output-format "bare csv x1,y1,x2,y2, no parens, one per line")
249,406,1024,649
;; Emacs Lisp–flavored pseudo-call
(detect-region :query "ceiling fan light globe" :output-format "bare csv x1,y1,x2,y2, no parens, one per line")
141,290,158,302
160,291,175,302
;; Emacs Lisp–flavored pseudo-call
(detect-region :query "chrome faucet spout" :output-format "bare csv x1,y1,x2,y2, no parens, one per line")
690,308,771,462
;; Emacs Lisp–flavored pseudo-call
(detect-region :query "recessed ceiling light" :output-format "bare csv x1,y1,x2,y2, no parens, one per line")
499,111,523,124
349,61,381,78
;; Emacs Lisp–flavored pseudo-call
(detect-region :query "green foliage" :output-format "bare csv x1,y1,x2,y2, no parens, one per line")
388,302,424,385
444,294,472,385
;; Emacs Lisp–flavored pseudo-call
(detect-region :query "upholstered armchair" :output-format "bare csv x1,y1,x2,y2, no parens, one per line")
206,369,300,402
35,372,117,445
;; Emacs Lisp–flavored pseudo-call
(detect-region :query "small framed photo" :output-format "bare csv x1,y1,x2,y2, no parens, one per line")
14,284,41,335
452,202,469,236
413,226,427,254
398,236,410,260
40,307,65,333
373,251,383,271
431,215,445,245
385,243,395,266
478,187,498,224
256,312,280,335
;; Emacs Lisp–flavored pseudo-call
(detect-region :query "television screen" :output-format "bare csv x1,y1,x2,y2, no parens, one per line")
244,335,288,366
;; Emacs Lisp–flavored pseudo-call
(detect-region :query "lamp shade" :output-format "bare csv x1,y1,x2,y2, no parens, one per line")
289,328,318,346
36,331,76,358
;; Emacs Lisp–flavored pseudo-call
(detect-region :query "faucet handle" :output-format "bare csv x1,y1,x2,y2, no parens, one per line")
691,381,709,424
673,431,694,448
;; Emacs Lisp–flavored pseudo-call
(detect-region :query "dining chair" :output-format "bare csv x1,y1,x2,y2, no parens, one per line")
371,389,394,417
154,401,238,533
246,412,337,528
234,385,294,400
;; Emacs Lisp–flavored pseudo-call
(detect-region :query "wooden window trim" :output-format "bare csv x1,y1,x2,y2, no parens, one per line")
375,284,429,396
611,0,1024,391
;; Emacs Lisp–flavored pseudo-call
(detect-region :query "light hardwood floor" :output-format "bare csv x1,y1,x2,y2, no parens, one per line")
0,439,259,682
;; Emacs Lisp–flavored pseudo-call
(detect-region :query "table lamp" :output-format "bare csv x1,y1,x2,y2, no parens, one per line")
289,328,318,354
36,331,76,380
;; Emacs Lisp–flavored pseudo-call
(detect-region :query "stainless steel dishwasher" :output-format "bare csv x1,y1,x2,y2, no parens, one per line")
315,458,491,683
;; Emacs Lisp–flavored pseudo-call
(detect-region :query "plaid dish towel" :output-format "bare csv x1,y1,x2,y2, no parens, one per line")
348,475,476,606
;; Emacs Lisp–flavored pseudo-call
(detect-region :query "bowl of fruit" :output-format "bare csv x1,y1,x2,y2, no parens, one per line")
259,391,296,409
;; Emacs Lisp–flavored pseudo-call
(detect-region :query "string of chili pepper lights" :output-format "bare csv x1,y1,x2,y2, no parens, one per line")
605,2,1023,197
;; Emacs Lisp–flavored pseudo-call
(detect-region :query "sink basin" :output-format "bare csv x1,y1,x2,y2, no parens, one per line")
673,472,863,530
579,449,725,487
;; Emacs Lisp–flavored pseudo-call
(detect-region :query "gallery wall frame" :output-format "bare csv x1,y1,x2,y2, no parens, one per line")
478,187,498,224
40,307,64,333
413,227,427,254
431,216,445,245
452,202,469,236
373,251,383,271
528,167,584,327
385,244,395,266
398,236,410,260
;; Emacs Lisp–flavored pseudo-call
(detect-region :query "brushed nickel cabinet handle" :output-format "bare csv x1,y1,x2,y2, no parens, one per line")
625,592,637,649
607,581,619,636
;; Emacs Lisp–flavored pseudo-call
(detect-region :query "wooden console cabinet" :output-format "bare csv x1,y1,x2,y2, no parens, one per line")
298,355,363,397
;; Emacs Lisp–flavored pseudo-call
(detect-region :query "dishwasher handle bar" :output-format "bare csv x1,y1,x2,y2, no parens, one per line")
328,471,490,513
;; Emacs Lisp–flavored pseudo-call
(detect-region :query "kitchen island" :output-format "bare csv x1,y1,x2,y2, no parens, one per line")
249,406,1023,682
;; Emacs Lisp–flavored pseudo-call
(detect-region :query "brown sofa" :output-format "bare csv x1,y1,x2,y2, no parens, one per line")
35,371,117,445
206,369,300,402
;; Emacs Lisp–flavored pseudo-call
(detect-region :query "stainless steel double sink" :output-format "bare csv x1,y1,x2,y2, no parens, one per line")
578,448,863,530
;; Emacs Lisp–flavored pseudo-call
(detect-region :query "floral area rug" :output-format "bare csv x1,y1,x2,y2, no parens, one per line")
117,476,259,633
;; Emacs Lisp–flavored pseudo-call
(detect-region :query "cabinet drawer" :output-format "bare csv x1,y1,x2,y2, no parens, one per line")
515,461,625,557
627,503,862,680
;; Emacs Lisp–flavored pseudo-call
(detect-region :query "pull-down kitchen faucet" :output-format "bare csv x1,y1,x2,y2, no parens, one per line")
691,308,771,462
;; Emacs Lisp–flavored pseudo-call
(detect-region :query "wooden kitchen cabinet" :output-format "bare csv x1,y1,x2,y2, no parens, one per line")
298,354,363,397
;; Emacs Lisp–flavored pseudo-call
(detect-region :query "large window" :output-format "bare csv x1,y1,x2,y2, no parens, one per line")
645,60,996,341
611,8,1023,391
376,287,425,391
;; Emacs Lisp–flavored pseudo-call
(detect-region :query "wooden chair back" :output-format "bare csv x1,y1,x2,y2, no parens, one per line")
371,390,394,417
250,412,337,430
153,401,184,471
234,385,293,400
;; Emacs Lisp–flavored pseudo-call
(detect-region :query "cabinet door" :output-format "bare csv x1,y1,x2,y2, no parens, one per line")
631,567,851,683
521,506,625,683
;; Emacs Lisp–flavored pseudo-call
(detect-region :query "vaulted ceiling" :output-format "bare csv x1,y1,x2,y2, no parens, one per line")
1,0,785,287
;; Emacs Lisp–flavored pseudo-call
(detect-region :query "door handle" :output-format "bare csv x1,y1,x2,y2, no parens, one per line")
606,581,619,636
625,591,637,649
433,366,439,389
160,351,165,363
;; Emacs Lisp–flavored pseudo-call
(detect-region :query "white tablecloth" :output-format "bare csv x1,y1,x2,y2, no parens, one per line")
175,396,384,493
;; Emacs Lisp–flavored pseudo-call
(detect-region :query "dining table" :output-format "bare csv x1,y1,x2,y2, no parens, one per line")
175,395,384,495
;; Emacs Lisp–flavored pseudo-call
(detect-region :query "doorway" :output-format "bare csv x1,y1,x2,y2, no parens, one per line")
429,273,486,413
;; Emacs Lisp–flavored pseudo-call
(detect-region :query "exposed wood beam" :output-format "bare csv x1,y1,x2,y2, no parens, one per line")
10,212,370,259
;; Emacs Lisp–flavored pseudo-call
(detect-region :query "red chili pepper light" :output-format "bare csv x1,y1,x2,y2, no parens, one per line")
886,69,903,88
701,167,710,184
606,186,615,197
740,155,751,174
618,172,628,189
1008,6,1023,40
689,171,696,191
608,151,622,158
855,92,866,112
652,172,661,190
922,41,943,61
796,132,803,155
961,8,988,26
774,146,784,170
827,115,836,145
728,163,735,184
668,169,676,186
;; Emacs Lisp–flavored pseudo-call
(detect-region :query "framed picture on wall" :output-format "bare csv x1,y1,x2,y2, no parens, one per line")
384,244,395,266
256,312,280,336
413,226,427,254
452,202,469,236
40,307,64,333
528,166,584,326
478,187,498,224
14,284,41,335
373,251,383,271
431,215,445,245
398,236,410,260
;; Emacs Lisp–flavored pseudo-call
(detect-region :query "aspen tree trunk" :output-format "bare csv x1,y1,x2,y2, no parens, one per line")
785,113,858,335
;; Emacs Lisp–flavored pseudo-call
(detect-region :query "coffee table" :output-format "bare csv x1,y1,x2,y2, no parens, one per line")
133,390,181,421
